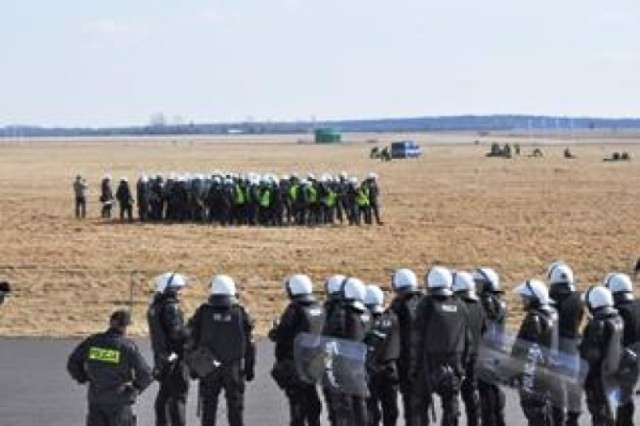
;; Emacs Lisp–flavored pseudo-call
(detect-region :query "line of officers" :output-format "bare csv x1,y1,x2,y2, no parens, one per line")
67,262,640,426
94,171,383,226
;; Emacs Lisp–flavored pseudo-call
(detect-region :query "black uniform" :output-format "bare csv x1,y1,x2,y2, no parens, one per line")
269,295,326,426
579,306,623,426
477,290,507,426
136,180,150,222
549,284,585,426
100,179,115,219
410,293,470,426
148,291,190,426
322,294,344,425
388,290,423,425
188,295,255,426
364,309,400,426
455,292,486,426
512,305,558,426
365,179,383,225
116,181,134,222
324,300,372,426
612,292,640,426
67,327,153,426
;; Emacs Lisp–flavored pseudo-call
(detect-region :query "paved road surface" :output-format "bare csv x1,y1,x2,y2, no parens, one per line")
0,338,634,425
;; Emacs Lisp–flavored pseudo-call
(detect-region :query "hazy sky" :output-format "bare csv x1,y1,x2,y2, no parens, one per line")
1,0,639,126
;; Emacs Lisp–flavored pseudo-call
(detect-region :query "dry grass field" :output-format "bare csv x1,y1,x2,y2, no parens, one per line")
0,132,638,337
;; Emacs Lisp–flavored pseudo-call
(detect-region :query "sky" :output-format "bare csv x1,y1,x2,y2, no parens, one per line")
1,0,639,127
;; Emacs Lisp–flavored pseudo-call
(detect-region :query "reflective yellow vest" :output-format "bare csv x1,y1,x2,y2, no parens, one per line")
234,185,245,205
260,189,271,207
356,187,370,207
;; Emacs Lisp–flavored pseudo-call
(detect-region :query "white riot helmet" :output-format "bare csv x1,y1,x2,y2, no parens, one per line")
604,273,633,294
425,266,453,296
364,285,385,314
284,274,314,299
452,271,477,300
391,269,418,293
367,172,378,180
325,274,346,297
514,279,550,307
584,285,614,312
547,261,575,290
472,268,501,293
154,272,188,293
209,274,237,297
342,277,367,310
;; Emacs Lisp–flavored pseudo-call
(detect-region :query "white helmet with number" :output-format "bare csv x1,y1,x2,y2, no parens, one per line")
604,273,633,294
514,279,550,306
472,268,501,293
285,274,313,298
343,277,367,310
547,261,575,290
325,274,346,296
584,285,614,311
452,271,477,299
425,266,453,295
209,274,236,296
391,269,418,293
364,285,385,314
154,272,188,293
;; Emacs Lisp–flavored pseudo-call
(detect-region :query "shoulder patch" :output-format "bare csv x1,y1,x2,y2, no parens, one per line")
441,304,458,313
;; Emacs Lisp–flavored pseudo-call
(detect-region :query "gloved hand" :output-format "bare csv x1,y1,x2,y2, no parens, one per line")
245,368,255,382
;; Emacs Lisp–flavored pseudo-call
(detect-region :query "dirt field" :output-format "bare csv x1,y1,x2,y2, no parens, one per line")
0,132,638,336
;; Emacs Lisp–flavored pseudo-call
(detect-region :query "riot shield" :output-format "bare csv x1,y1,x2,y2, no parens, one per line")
294,333,369,397
476,330,587,409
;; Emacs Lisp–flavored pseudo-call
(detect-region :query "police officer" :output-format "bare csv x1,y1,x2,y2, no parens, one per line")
452,271,486,426
580,285,623,426
324,277,372,426
604,272,639,426
67,310,153,426
116,177,134,222
512,280,558,426
410,266,470,426
73,175,88,219
100,174,115,219
546,261,584,426
136,175,151,222
0,280,10,305
188,275,255,426
322,274,346,425
388,268,423,425
473,268,507,426
364,284,400,426
147,273,191,426
365,173,383,225
268,274,325,426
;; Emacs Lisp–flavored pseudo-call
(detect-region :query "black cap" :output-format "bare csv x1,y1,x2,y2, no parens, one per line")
110,310,132,327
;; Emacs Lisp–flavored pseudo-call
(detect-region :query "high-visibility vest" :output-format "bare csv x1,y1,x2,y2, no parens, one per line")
324,189,337,207
260,189,271,207
234,185,245,205
356,187,370,207
306,186,317,203
289,185,299,201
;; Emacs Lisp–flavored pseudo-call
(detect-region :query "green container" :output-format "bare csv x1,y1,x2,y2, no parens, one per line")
314,128,342,143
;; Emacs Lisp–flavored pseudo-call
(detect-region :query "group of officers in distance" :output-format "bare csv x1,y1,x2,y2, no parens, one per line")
66,261,640,426
73,170,383,226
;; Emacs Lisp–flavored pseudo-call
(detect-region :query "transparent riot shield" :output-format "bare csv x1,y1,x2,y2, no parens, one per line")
294,333,369,397
476,330,588,409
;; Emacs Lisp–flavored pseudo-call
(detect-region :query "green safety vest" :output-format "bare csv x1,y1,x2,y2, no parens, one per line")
356,187,370,207
234,185,245,204
306,186,317,203
324,189,337,207
260,189,271,207
289,185,299,201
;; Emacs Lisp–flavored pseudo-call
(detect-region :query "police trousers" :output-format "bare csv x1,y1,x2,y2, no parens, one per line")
584,376,615,426
155,360,189,426
87,404,135,426
477,379,506,426
200,362,245,426
285,382,322,426
367,370,399,426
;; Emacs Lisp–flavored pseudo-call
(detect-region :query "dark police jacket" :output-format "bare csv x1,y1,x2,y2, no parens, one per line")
188,296,255,371
365,310,400,378
389,291,423,376
549,286,584,340
456,293,487,359
324,301,372,342
147,292,189,368
272,296,325,362
67,328,153,407
579,307,623,382
614,294,640,348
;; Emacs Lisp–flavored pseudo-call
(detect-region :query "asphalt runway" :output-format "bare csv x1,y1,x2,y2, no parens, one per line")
0,338,636,425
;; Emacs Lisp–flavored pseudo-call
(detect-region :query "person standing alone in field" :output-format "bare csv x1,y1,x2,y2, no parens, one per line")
73,175,88,219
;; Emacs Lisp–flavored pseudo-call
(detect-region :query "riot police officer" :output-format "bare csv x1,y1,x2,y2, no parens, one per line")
410,266,470,426
452,271,486,426
268,274,325,426
546,261,584,426
67,310,153,426
580,285,623,426
473,268,507,426
364,284,400,426
324,277,372,426
388,268,423,425
116,177,134,222
147,272,191,426
322,274,346,425
188,275,255,426
604,272,639,426
512,280,558,426
0,280,10,305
